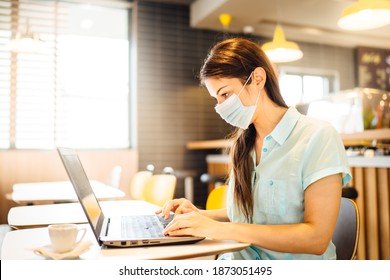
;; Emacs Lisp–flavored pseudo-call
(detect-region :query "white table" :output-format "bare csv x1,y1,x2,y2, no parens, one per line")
7,200,158,229
2,200,250,260
1,224,249,260
8,180,125,204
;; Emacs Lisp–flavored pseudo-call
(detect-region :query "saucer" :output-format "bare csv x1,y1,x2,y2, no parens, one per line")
32,240,93,260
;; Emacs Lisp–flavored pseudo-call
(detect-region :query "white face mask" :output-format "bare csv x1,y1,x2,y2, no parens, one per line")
214,72,260,129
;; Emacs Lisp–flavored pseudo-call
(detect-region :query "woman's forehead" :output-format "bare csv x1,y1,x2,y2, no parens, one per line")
205,77,229,96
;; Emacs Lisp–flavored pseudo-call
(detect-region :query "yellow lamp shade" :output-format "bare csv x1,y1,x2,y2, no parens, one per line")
262,24,303,63
338,0,390,30
219,13,232,29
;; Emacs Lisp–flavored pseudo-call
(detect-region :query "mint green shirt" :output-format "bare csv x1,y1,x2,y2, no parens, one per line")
221,107,352,260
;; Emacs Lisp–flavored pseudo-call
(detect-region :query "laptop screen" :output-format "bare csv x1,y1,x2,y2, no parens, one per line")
57,147,105,244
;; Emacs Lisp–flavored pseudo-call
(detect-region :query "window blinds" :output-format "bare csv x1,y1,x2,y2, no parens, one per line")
0,0,130,149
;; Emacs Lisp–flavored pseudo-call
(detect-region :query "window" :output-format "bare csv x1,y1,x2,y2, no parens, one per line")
0,0,130,149
278,66,339,107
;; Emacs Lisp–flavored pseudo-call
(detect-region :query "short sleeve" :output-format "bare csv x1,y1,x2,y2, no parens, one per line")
302,124,352,189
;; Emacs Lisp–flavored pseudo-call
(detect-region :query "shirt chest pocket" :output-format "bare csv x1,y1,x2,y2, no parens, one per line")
255,178,288,217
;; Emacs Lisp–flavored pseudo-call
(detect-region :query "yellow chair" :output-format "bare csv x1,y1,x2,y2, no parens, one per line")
128,170,153,200
206,185,228,210
143,174,177,207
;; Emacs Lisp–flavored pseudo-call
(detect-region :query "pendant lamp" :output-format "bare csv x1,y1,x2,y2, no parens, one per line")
338,0,390,30
219,13,232,29
262,24,303,63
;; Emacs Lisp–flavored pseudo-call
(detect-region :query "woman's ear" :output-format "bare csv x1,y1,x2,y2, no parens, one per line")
252,67,266,88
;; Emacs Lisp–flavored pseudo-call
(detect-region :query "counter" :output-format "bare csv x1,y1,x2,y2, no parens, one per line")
348,156,390,168
206,154,390,168
204,153,389,260
186,128,390,150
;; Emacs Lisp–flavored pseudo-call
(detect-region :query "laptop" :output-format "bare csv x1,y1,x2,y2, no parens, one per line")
57,147,204,248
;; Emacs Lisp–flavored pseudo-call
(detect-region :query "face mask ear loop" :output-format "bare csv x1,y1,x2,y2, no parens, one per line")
254,89,261,106
237,71,253,97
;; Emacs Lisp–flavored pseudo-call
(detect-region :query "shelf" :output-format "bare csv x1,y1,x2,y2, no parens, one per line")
186,139,232,150
348,156,390,168
187,129,390,150
341,129,390,141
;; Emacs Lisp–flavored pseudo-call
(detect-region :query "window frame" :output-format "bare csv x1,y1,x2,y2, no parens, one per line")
278,66,340,106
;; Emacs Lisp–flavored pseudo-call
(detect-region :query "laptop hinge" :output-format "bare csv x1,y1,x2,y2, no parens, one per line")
104,218,110,237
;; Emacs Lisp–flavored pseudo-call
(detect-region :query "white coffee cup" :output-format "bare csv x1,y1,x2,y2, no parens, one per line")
48,224,87,253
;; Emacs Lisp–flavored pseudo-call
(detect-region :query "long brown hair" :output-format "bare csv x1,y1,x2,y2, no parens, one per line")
199,38,287,221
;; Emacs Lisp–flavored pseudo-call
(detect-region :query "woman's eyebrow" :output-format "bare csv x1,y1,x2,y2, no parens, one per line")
216,85,228,95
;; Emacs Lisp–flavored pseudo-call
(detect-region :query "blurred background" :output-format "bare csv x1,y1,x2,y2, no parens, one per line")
0,0,389,259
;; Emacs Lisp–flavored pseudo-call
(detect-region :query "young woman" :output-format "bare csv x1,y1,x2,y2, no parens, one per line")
157,37,351,260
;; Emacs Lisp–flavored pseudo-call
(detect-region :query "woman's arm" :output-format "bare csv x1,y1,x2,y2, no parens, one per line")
164,174,342,255
200,208,230,222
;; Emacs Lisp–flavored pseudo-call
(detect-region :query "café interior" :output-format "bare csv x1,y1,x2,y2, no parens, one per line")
0,0,389,260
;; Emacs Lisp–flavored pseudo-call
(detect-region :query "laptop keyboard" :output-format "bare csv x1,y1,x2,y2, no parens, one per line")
157,213,174,228
121,215,172,239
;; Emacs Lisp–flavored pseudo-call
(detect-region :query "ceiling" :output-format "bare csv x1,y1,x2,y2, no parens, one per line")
152,0,390,49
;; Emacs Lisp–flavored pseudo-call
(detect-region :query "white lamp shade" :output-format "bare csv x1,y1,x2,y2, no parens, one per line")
338,0,390,30
262,24,303,63
262,46,303,63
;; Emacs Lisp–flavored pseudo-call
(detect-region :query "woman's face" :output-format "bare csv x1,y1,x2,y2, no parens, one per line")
204,76,258,106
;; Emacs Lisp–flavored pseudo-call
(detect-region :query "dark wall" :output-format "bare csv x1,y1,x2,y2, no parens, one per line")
136,1,232,206
135,0,356,206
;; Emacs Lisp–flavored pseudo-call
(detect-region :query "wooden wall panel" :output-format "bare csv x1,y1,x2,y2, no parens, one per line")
378,168,390,259
350,166,390,260
352,167,367,260
364,168,379,259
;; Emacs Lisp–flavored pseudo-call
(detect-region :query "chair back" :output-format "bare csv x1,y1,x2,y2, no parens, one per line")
143,174,177,207
128,171,153,200
332,197,360,260
206,185,228,210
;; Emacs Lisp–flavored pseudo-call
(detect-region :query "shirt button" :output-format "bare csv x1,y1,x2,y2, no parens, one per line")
269,180,274,186
265,135,271,141
263,148,268,153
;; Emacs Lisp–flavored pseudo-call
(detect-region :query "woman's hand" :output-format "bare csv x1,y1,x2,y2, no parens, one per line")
163,211,222,239
156,198,200,219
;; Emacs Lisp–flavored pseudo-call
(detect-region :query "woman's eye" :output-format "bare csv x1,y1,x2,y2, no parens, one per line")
221,93,229,98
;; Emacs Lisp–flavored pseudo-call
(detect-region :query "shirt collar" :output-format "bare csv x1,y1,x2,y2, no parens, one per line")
269,107,301,145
